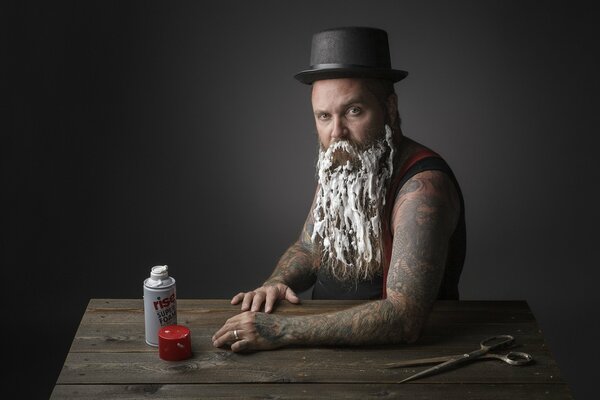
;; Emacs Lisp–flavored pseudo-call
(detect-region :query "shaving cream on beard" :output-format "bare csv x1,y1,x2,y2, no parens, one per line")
311,125,396,282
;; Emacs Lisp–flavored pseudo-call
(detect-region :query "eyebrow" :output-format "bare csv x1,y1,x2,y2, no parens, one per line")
313,97,366,115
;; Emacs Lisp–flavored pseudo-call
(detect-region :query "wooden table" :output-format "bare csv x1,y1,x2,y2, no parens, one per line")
51,299,572,399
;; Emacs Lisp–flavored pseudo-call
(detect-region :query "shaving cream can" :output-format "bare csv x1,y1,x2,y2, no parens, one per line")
143,265,177,346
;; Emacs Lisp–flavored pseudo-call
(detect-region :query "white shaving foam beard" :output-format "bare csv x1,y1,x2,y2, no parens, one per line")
311,125,396,283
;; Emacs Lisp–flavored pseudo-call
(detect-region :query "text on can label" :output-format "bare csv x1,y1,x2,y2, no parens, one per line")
154,293,176,310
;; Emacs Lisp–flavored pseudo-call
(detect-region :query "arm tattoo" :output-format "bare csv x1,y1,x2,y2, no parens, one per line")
264,194,319,292
255,313,286,343
256,300,406,346
387,170,459,338
261,171,460,347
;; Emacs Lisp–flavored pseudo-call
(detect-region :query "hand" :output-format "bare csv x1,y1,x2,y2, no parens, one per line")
212,311,288,352
231,282,300,313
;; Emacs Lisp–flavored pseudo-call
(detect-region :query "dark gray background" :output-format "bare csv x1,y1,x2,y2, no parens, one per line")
3,0,598,398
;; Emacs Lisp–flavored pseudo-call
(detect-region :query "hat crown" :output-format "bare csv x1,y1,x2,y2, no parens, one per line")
310,27,391,68
294,26,407,84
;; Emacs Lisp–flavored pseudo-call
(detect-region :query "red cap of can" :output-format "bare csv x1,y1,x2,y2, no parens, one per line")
158,325,192,361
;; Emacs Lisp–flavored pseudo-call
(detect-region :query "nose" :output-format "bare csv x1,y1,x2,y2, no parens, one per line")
331,116,348,140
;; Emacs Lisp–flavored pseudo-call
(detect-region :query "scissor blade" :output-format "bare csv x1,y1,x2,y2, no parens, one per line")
385,355,457,368
398,354,472,383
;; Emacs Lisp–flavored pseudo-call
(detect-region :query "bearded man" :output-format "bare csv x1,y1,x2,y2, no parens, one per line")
213,27,466,352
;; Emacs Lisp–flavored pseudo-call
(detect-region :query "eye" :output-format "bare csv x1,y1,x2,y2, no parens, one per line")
317,112,331,121
347,106,361,116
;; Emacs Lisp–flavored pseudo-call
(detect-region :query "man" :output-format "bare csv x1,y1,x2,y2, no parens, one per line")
213,27,466,352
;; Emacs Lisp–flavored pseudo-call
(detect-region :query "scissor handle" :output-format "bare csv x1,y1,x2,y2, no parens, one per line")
501,351,533,365
480,335,515,352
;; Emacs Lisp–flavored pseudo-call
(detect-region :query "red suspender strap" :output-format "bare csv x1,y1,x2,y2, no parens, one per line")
381,148,441,299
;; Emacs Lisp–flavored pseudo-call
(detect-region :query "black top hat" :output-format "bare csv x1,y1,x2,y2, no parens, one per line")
294,26,408,85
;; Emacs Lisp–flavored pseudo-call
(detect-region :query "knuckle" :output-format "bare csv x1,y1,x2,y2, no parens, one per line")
242,311,256,322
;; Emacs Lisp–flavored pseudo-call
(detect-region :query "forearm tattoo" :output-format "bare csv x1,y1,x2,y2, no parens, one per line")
264,202,319,292
259,300,408,346
260,171,459,346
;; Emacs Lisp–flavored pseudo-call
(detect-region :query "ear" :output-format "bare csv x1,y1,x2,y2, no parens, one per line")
385,93,398,126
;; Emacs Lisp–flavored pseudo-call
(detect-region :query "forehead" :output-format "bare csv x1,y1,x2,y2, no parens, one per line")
311,78,376,109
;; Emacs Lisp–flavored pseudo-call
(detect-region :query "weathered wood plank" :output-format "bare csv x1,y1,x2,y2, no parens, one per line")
70,321,547,353
63,340,550,373
88,299,532,310
81,299,536,325
50,383,573,400
56,350,562,385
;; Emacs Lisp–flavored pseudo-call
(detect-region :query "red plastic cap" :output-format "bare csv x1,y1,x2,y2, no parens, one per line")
158,325,192,361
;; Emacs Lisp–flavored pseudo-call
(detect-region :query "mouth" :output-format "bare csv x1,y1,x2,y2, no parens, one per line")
327,141,361,170
331,148,357,168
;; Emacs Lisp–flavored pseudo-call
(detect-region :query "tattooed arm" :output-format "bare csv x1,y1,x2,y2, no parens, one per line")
214,171,460,351
230,192,320,313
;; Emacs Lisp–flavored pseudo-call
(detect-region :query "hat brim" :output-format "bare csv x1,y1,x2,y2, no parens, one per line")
294,67,408,85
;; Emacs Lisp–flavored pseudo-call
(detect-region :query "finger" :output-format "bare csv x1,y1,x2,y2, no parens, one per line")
231,292,246,305
212,322,233,342
251,292,266,312
231,339,251,353
212,315,239,341
211,329,228,347
241,292,255,311
264,286,279,313
284,287,301,304
213,330,236,348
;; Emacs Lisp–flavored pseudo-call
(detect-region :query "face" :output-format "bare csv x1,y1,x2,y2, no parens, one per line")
311,78,395,150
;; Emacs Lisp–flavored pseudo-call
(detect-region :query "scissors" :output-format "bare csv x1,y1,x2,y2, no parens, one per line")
385,335,533,383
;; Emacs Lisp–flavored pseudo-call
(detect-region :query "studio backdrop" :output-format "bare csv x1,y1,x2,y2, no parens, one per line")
3,1,598,398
